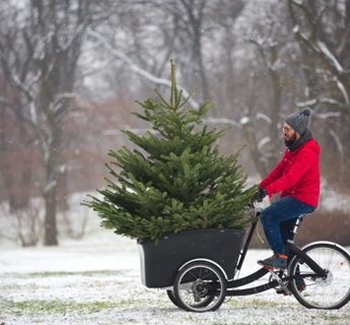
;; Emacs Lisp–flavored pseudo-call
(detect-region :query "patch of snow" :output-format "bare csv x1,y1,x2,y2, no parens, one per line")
256,112,272,124
240,116,250,125
317,41,344,75
1,225,350,324
257,136,271,150
1,192,350,324
317,111,341,119
335,77,350,104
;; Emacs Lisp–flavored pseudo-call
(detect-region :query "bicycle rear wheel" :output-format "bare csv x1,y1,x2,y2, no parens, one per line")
289,242,350,309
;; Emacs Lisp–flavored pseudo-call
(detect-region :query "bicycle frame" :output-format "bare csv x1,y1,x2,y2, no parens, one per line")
171,210,350,311
287,240,327,278
223,216,327,296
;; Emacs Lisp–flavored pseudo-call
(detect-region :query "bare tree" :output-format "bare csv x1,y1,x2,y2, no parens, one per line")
0,1,113,245
160,0,245,102
231,1,298,177
288,0,350,112
288,0,350,187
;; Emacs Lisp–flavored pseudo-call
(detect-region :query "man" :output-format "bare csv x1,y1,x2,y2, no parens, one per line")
255,108,320,270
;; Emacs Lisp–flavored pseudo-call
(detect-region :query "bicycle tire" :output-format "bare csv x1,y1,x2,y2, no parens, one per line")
166,290,182,308
289,241,350,309
173,261,226,312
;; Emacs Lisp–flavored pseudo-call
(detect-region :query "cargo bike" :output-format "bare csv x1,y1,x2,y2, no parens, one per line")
138,207,350,312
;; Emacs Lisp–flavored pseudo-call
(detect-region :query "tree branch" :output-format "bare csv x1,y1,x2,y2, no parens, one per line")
87,28,200,108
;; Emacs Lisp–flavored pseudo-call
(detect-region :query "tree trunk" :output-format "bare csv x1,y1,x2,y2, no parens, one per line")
43,187,58,246
42,131,61,246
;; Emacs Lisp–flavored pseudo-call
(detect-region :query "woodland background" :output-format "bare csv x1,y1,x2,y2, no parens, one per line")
0,0,349,247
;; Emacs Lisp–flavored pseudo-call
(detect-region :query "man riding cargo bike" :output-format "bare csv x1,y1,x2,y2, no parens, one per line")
139,108,350,312
256,108,319,271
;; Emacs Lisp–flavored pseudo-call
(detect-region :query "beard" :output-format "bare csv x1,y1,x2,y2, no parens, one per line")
284,132,298,148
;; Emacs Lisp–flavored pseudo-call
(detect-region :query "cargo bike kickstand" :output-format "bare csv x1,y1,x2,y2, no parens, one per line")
138,206,350,313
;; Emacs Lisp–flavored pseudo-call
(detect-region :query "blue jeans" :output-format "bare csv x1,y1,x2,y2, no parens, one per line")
260,196,316,255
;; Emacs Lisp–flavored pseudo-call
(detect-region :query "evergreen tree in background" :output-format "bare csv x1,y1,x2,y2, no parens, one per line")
85,61,256,242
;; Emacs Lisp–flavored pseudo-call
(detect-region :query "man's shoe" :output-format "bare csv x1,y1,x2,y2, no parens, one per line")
258,253,288,270
257,253,277,266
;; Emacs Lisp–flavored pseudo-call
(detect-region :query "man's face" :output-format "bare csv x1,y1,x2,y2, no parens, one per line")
283,122,297,146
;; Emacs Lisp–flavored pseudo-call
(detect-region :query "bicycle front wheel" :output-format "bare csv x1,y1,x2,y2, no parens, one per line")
289,242,350,309
173,261,226,312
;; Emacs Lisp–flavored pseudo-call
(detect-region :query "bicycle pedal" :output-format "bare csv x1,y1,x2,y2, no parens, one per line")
267,268,288,290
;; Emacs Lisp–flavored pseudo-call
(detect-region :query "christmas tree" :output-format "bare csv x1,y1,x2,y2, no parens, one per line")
85,61,256,242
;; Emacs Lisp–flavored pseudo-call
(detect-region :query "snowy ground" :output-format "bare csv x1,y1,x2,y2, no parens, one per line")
1,226,350,325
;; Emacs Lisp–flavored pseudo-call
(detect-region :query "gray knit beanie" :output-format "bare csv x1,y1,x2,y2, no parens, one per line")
285,108,311,135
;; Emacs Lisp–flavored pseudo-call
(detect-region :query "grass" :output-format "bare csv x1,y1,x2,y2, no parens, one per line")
225,296,293,308
319,310,350,322
0,298,115,316
2,256,350,324
1,291,350,324
0,297,152,316
0,269,137,318
3,269,125,278
0,296,173,318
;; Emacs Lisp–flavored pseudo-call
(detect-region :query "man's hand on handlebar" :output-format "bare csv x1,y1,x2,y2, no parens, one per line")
253,186,267,203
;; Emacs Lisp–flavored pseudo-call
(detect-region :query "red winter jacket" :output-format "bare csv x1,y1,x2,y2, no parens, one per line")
260,138,320,207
